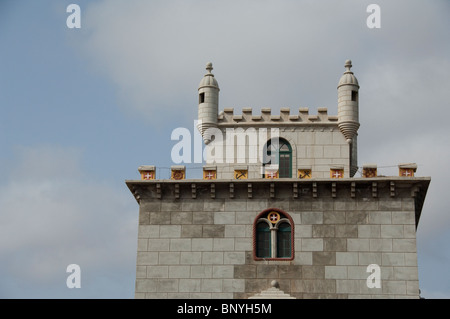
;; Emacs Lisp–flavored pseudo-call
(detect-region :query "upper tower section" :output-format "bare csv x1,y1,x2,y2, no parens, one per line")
197,62,220,144
337,59,360,144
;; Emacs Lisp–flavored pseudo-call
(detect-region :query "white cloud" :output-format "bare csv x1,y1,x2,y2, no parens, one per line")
0,145,138,298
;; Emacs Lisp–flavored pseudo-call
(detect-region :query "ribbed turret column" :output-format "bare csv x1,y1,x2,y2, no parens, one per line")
337,60,360,144
197,62,220,145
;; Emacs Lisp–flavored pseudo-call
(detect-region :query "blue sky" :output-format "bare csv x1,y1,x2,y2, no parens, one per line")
1,0,450,298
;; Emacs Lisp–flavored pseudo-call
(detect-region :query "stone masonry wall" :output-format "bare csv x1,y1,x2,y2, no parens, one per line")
130,179,428,299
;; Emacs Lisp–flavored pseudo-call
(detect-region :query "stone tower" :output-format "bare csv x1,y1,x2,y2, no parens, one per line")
337,59,360,177
127,60,430,299
197,62,220,145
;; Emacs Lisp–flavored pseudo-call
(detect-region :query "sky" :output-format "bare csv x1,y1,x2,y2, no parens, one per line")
0,0,449,298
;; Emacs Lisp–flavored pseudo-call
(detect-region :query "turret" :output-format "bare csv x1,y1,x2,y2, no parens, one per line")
197,62,220,144
337,59,360,143
337,59,360,177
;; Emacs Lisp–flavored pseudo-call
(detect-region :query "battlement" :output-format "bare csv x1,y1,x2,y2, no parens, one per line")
217,107,338,126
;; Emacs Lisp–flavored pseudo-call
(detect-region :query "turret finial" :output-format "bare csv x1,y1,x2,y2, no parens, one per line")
344,60,352,72
206,62,213,74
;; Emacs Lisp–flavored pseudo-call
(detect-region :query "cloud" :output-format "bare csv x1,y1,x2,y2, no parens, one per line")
0,145,138,298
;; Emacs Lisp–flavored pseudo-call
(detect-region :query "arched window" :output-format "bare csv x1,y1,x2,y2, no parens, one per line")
253,209,294,260
263,138,292,178
276,222,292,258
256,221,271,258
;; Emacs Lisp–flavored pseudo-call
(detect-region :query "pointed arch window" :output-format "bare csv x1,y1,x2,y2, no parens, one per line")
263,138,292,178
253,209,294,260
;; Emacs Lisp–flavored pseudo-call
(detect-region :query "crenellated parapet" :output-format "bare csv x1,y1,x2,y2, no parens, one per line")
217,107,339,126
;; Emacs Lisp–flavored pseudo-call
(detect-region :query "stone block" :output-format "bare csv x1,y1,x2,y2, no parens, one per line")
302,211,323,224
135,279,158,293
181,200,204,212
137,239,147,252
312,225,335,238
157,279,179,292
382,253,405,266
193,212,214,224
224,199,247,211
136,266,146,278
356,198,378,210
245,279,270,293
171,212,193,224
358,225,380,238
393,239,416,252
224,225,247,238
203,225,225,238
161,201,182,212
149,212,170,225
302,238,323,251
295,225,312,238
256,265,278,278
213,238,235,251
294,252,313,265
346,211,368,224
147,266,169,278
347,238,369,251
203,200,225,212
202,252,224,264
312,199,334,211
159,252,180,265
192,238,213,251
140,201,161,212
382,280,406,295
404,253,418,266
212,265,234,278
190,265,212,278
181,225,203,238
279,265,302,279
406,280,419,296
235,211,258,225
214,212,236,224
335,225,358,238
169,266,191,278
335,252,358,267
297,279,336,294
224,252,245,265
403,225,416,238
169,238,191,251
393,267,418,281
234,265,257,278
325,266,348,279
392,211,415,225
180,252,202,264
336,280,360,294
324,238,347,251
378,199,402,211
222,279,245,292
148,239,170,252
368,211,392,225
137,252,159,265
347,266,370,280
159,225,181,238
301,265,324,279
381,225,403,238
334,199,356,211
247,199,269,211
358,252,381,265
369,239,393,252
323,211,346,224
138,225,160,238
312,252,336,265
